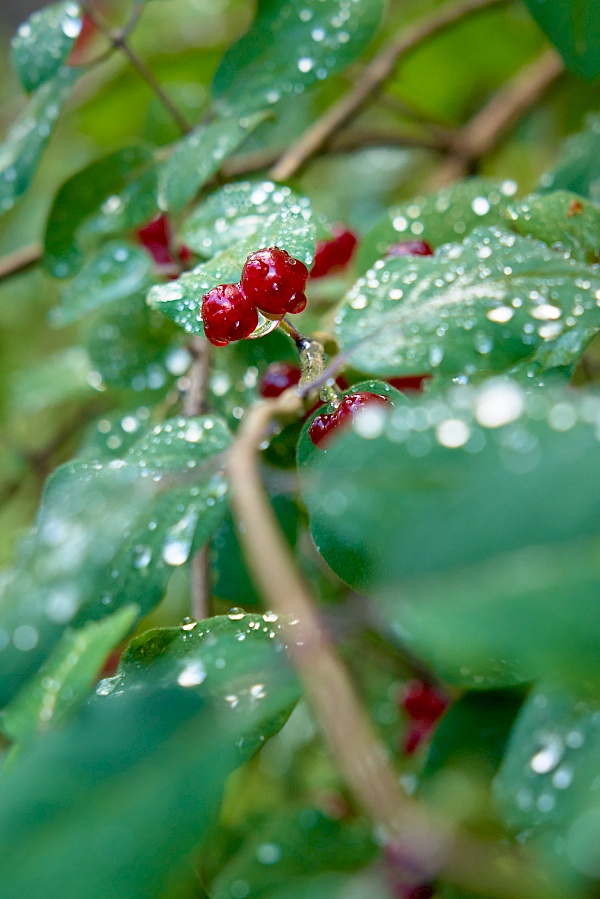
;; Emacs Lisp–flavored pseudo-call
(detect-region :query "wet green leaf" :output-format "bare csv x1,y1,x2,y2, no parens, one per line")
335,228,600,381
539,115,600,204
300,381,600,687
181,180,313,259
1,605,137,743
0,68,79,215
356,178,515,274
44,145,154,278
148,207,315,336
11,2,82,94
158,112,267,212
211,805,377,899
522,0,600,78
212,0,385,115
504,191,600,263
9,347,94,414
51,242,153,325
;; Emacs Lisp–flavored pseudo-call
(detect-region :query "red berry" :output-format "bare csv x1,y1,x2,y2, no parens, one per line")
201,283,258,347
389,375,431,393
403,720,434,755
402,681,448,724
178,244,194,266
241,247,309,316
137,214,176,267
310,226,358,279
259,362,302,398
67,12,97,66
308,392,390,448
387,240,433,258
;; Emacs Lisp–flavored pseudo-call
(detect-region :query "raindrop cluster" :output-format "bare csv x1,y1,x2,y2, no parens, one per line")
201,246,309,347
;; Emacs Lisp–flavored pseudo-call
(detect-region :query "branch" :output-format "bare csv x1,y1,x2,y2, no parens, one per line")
429,48,564,188
0,243,42,281
183,336,213,620
227,391,562,899
269,0,508,181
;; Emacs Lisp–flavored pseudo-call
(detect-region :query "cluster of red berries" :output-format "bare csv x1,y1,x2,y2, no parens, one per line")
201,247,309,347
400,680,448,755
308,392,390,448
310,226,358,279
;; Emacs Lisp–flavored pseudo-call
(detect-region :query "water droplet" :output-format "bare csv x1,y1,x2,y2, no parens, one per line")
177,659,206,687
227,607,246,620
530,734,564,773
181,617,198,631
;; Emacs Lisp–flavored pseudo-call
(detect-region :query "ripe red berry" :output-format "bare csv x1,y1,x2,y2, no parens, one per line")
402,680,448,724
201,283,258,347
310,226,358,279
389,375,430,393
259,362,302,398
403,721,434,755
241,247,309,316
137,214,176,267
387,240,433,258
308,392,390,448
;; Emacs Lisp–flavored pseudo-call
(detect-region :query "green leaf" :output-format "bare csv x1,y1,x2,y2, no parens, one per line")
1,606,137,743
158,112,267,212
44,145,155,278
181,180,312,259
356,178,515,274
11,3,82,94
84,293,180,392
335,227,600,381
521,0,600,78
9,347,95,414
299,381,600,687
212,0,385,114
0,622,298,899
494,682,600,848
539,115,600,203
148,207,315,336
0,68,79,215
504,191,600,263
51,242,154,325
211,805,377,899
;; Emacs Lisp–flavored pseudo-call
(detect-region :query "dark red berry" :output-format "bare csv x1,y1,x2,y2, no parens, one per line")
67,12,97,66
259,362,302,398
309,392,390,448
201,283,258,347
387,240,433,258
137,214,176,267
178,244,194,266
241,247,309,316
403,720,434,755
402,681,448,724
310,226,358,279
389,375,431,393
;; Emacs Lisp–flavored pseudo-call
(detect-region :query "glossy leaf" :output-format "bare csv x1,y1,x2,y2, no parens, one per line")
1,605,137,743
356,178,515,274
522,0,600,78
211,805,377,899
181,180,312,258
539,115,600,204
44,145,154,278
335,227,600,380
148,207,315,335
11,2,82,94
51,242,154,325
212,0,385,114
0,68,79,215
9,347,94,415
158,112,267,212
504,191,600,263
300,381,600,687
494,682,600,866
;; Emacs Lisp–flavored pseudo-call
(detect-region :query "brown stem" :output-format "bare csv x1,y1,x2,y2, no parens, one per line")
429,49,564,189
269,0,508,182
183,336,213,620
227,392,562,899
0,243,43,281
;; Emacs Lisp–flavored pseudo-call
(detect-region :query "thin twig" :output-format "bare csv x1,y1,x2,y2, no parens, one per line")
429,49,564,189
0,243,42,281
269,0,508,181
227,391,562,899
183,336,213,620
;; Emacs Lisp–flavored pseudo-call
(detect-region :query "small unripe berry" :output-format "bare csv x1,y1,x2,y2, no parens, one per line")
310,226,358,279
308,392,390,448
201,283,258,347
259,362,302,398
387,240,433,258
241,247,309,316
